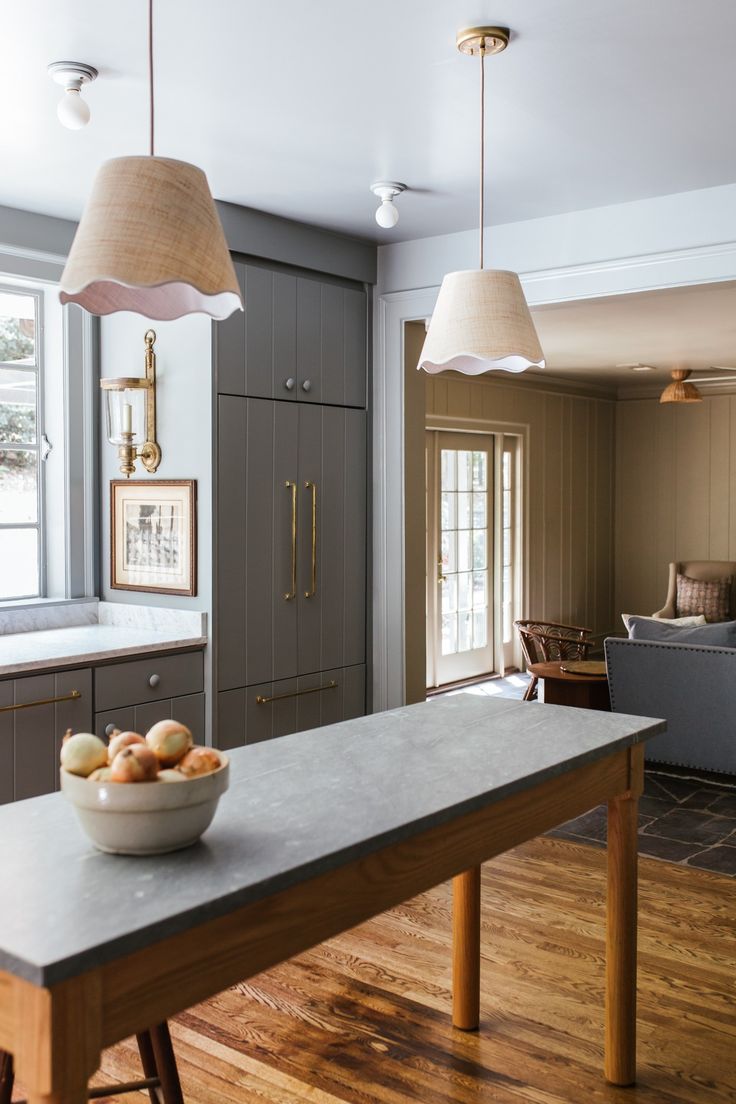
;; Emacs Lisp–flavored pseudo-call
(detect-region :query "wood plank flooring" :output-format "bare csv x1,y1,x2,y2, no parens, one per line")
31,837,736,1103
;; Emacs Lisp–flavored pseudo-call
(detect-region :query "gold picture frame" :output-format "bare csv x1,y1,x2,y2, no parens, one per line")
110,480,197,596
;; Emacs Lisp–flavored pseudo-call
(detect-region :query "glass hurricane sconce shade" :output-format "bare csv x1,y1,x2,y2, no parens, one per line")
59,157,243,321
418,27,544,376
100,330,162,477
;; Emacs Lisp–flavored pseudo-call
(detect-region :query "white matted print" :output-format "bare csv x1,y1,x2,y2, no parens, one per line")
111,480,196,595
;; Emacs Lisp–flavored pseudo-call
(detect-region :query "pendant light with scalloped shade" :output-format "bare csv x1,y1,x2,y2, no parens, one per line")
59,0,242,321
419,28,544,375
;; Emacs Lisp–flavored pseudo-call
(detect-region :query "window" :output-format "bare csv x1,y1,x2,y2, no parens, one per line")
0,288,44,599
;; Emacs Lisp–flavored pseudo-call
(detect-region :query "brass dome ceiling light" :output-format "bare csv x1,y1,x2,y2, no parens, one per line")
659,369,703,404
59,0,242,321
418,27,544,375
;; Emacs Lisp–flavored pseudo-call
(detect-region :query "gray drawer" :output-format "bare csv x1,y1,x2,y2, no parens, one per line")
96,692,205,745
95,651,203,712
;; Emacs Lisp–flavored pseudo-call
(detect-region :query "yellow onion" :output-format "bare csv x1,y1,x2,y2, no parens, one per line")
158,768,187,782
177,746,221,778
108,730,145,763
110,744,159,783
60,732,108,777
145,720,193,767
88,766,113,782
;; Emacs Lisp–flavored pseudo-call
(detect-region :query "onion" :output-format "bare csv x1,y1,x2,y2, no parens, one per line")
108,730,145,763
60,733,108,777
110,744,159,783
146,720,193,767
177,746,221,778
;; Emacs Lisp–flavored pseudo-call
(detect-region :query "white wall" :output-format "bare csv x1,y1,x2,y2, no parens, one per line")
99,313,213,615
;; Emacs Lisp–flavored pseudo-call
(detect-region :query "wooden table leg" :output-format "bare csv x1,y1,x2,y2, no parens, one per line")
452,865,481,1030
13,976,102,1104
604,747,643,1085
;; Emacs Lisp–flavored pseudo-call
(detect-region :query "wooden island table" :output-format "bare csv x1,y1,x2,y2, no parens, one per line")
0,694,664,1103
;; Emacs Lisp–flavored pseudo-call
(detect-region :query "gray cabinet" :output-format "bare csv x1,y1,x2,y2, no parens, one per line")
94,651,205,744
217,398,366,692
0,668,92,803
215,260,367,408
217,664,365,750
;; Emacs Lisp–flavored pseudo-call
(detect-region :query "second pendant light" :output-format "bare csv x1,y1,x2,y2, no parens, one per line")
419,27,544,375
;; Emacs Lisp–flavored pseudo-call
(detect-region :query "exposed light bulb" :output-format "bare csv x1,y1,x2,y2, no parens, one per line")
48,62,98,130
375,199,399,229
57,87,90,130
370,181,407,231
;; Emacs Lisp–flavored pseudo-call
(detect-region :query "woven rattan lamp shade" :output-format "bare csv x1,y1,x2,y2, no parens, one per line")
659,369,703,404
419,269,545,374
59,156,242,320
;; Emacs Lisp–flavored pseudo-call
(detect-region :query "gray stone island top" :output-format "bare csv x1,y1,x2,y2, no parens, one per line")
0,694,664,986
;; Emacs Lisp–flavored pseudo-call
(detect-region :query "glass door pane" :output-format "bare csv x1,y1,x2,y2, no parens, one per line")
430,434,494,685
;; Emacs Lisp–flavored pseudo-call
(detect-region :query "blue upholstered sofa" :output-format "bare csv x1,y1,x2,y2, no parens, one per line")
605,635,736,775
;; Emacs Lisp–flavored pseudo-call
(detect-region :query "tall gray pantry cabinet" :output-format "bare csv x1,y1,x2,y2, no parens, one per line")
214,259,368,748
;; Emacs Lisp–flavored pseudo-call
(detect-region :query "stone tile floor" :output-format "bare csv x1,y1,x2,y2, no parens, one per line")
443,671,736,876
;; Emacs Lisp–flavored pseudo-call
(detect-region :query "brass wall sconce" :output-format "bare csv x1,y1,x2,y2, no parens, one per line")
100,329,162,477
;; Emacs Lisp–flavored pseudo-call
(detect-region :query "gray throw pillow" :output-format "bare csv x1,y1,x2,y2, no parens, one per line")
628,616,736,647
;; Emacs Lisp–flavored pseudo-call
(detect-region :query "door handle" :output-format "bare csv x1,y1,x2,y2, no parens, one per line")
304,480,317,598
284,480,297,600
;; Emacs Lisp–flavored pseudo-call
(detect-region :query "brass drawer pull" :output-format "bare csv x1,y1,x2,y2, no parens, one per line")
0,690,82,714
256,680,337,706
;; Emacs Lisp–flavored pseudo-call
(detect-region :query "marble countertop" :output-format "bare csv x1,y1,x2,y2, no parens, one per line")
0,693,665,985
0,602,206,677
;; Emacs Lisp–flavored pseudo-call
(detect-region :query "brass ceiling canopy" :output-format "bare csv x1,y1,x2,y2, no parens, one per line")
456,27,510,56
659,369,703,404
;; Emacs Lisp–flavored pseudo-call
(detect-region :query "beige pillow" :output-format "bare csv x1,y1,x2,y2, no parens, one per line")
620,612,707,631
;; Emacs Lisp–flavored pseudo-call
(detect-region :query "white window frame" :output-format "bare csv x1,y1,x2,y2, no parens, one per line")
0,248,97,607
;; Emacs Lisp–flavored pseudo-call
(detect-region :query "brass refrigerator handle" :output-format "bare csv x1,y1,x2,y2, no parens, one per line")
0,690,82,714
304,480,317,598
256,680,337,706
284,480,297,600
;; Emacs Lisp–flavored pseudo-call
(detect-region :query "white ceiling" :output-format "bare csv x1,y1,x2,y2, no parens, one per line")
530,281,736,386
4,0,736,242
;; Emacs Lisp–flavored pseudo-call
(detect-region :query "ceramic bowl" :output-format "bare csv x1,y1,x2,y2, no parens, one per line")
60,757,229,855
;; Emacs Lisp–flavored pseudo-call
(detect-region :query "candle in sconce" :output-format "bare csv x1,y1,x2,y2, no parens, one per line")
122,402,133,435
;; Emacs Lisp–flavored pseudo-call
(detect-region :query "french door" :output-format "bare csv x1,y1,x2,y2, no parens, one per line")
426,432,494,686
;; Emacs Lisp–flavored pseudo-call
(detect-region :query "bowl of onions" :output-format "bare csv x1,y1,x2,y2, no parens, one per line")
59,721,229,855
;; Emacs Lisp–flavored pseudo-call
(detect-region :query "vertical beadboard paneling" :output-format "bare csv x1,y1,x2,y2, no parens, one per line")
616,393,736,617
422,376,616,640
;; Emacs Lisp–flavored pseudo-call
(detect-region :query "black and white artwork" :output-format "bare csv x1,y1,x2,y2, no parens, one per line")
111,480,196,595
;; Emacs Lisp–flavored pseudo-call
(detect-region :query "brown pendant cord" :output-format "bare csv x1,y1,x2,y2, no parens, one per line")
479,44,485,270
148,0,155,156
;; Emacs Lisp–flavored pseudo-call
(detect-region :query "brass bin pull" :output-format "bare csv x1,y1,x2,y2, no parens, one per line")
284,480,297,600
0,690,82,714
256,680,337,706
304,480,317,598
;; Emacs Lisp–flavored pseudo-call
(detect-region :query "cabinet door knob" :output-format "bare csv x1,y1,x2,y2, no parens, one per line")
105,723,117,738
284,377,295,391
301,378,312,392
148,674,160,689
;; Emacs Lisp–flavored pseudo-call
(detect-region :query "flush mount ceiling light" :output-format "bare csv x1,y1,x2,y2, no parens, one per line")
48,61,98,130
370,182,407,229
419,27,544,376
59,0,242,321
659,369,703,404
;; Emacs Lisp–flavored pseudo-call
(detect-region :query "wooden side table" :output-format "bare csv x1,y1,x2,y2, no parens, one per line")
528,661,611,711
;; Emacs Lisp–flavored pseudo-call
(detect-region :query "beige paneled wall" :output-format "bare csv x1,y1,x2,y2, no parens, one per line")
615,394,736,617
403,359,617,684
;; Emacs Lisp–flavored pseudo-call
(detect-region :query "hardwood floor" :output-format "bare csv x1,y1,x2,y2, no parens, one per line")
39,837,736,1103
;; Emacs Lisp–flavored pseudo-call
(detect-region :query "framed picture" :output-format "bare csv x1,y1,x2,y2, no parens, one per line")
110,480,197,596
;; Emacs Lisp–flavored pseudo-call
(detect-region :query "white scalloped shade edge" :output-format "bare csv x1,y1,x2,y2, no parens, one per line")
419,269,544,375
59,156,243,321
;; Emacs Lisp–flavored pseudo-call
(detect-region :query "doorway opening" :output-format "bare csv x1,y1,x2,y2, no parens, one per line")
426,429,522,691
